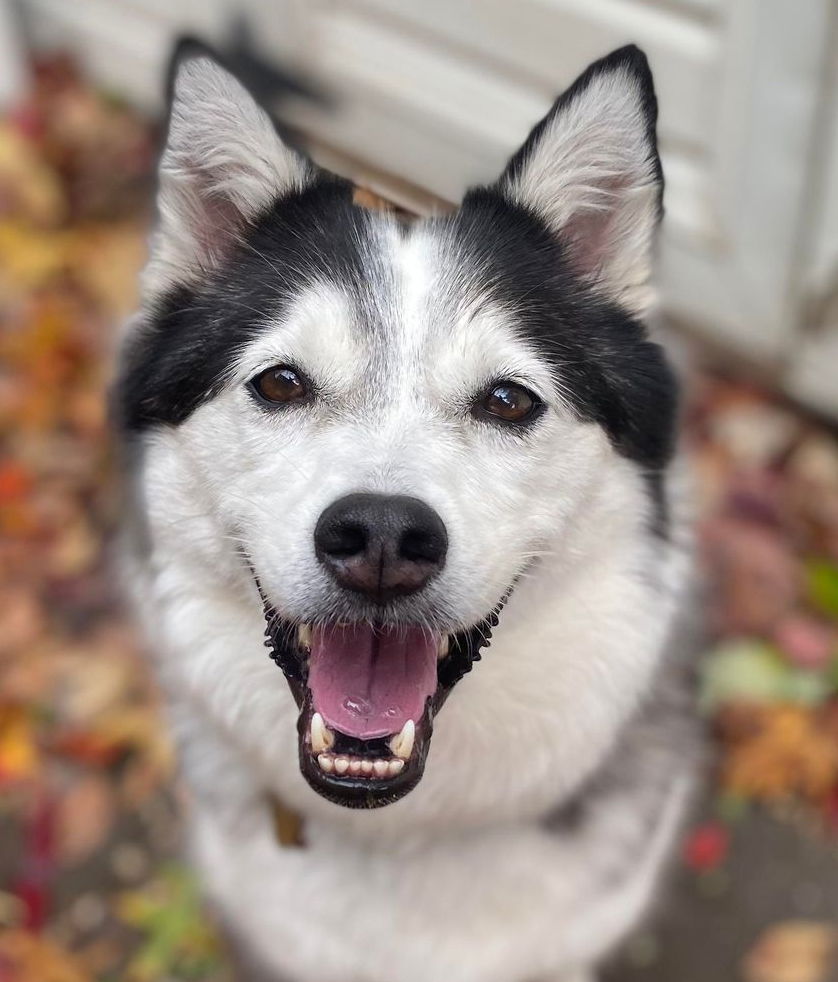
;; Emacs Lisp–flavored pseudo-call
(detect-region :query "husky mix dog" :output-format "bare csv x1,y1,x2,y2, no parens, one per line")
117,44,700,982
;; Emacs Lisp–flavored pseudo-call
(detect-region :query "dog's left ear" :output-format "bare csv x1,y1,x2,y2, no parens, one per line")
144,51,313,294
499,45,662,316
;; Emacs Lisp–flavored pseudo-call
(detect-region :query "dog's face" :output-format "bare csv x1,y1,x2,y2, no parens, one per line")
120,46,676,808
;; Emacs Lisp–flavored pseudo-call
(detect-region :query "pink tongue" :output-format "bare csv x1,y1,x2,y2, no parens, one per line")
308,624,438,739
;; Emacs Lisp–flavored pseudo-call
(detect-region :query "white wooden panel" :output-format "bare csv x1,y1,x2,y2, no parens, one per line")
0,0,28,107
25,0,208,109
17,0,836,385
696,0,834,357
337,0,720,151
286,9,711,239
786,329,838,418
802,31,838,303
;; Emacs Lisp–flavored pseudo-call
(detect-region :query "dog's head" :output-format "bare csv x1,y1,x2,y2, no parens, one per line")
119,46,676,808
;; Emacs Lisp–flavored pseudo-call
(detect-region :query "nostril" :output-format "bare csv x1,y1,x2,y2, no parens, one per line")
399,529,444,565
321,522,367,559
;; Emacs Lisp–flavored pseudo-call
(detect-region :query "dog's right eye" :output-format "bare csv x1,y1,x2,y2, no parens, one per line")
476,381,543,426
249,365,310,406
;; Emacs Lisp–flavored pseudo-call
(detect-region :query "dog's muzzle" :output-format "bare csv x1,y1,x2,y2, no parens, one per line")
253,492,511,808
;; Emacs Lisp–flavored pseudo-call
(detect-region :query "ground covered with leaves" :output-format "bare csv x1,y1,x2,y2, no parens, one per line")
3,56,838,982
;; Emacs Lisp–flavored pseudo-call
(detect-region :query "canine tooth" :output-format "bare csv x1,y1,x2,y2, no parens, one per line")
349,759,362,775
388,759,404,777
389,719,415,760
334,756,349,775
373,759,389,778
360,760,373,775
298,623,312,649
310,713,334,753
317,753,334,774
438,636,449,660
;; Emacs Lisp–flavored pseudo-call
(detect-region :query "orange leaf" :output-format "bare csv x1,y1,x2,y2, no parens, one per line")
0,461,32,504
0,704,39,785
0,929,92,982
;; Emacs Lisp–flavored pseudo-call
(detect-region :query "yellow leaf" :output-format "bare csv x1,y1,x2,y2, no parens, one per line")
743,921,837,982
0,703,39,783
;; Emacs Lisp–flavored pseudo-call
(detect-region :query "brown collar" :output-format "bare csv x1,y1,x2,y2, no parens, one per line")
269,793,306,848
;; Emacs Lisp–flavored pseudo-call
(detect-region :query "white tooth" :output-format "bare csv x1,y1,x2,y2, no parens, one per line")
373,759,389,778
317,753,334,774
360,760,373,775
310,713,334,753
349,759,362,775
388,759,404,777
389,719,415,760
438,636,449,660
298,623,312,649
334,756,349,775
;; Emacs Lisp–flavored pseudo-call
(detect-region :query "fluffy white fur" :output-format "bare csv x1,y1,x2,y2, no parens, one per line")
124,53,696,982
502,66,661,316
144,57,310,295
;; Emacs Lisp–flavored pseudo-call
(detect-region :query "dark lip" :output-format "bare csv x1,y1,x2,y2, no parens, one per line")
255,580,510,809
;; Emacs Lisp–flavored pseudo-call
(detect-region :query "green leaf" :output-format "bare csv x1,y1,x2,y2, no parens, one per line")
700,639,833,711
116,863,223,981
700,641,789,712
806,560,838,620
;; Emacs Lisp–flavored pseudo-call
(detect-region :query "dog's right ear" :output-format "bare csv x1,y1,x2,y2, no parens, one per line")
144,50,312,295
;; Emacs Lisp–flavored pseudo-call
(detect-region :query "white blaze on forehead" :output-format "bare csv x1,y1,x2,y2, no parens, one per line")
230,214,563,418
390,222,563,411
391,222,437,353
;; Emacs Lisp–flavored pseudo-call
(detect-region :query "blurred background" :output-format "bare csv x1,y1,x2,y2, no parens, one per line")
1,2,838,981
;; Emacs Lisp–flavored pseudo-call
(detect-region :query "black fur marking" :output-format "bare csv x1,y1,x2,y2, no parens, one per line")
464,43,677,523
115,177,372,433
439,188,678,475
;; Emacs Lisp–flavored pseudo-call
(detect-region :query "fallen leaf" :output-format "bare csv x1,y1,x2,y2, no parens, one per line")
743,921,837,982
0,704,40,785
806,560,838,621
683,821,730,871
0,928,92,982
55,774,115,866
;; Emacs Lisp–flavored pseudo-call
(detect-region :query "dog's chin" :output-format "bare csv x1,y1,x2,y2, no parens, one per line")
256,587,509,809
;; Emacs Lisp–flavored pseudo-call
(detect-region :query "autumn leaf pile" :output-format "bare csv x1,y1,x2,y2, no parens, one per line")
0,57,229,982
2,53,838,982
688,378,838,820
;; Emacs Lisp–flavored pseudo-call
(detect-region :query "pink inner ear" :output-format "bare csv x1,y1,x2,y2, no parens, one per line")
195,193,244,267
562,175,630,282
184,166,249,269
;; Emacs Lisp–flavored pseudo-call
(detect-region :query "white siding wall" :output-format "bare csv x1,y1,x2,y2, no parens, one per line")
17,0,838,414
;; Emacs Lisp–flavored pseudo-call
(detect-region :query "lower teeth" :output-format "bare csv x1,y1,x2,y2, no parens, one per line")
316,753,404,779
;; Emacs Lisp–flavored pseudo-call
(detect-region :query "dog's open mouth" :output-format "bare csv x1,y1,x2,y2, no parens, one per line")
257,587,507,808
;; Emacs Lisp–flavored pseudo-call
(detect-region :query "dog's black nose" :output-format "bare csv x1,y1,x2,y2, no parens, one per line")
314,493,447,603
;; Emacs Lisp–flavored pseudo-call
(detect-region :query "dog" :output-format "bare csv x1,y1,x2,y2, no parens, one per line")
116,43,701,982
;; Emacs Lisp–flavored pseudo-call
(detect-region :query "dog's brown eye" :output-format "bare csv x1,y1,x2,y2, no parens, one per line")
251,365,309,405
479,382,541,424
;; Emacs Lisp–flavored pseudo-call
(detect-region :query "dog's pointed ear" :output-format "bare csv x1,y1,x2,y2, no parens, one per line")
145,50,312,293
498,46,663,315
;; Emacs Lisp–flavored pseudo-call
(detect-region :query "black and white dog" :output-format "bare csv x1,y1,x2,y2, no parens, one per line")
118,44,700,982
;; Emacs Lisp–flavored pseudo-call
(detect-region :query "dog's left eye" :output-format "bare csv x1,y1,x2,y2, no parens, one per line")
249,365,310,405
477,382,542,425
